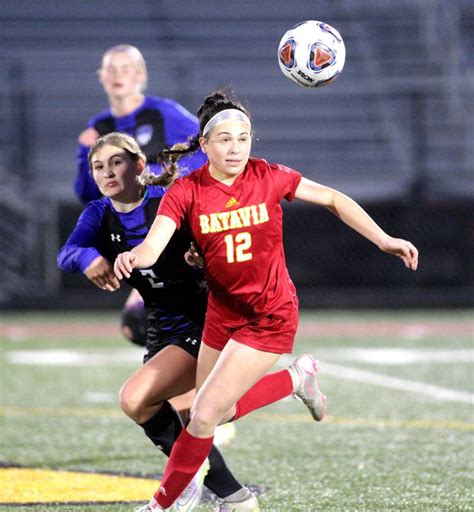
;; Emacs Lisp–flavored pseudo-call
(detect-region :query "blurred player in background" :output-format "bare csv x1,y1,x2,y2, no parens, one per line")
114,89,419,510
75,44,206,203
74,44,207,348
58,132,252,512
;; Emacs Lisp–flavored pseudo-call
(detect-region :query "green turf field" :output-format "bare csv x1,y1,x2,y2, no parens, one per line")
1,310,473,511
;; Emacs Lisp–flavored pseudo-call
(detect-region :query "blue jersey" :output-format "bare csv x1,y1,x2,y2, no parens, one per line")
57,185,207,339
75,96,207,204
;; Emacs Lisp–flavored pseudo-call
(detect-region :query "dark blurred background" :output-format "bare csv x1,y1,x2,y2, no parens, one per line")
0,0,472,310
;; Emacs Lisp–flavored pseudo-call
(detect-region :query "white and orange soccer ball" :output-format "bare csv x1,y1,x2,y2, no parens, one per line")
278,20,346,88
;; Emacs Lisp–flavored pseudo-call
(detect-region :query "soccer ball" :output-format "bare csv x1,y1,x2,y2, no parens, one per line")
278,20,346,88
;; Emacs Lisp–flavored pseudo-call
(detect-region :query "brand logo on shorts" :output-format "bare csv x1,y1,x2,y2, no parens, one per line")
185,337,198,346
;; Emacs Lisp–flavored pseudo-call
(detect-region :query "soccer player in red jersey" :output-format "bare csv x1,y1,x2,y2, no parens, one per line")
115,90,418,511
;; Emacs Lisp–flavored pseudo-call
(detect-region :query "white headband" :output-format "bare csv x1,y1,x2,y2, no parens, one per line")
202,109,251,137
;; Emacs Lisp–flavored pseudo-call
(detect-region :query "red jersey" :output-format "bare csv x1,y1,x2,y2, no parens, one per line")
158,157,302,324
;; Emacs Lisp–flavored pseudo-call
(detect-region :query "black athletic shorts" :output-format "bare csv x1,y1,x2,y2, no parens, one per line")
142,307,204,364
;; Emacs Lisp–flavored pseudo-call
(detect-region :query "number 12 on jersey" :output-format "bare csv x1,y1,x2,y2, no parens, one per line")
224,232,253,263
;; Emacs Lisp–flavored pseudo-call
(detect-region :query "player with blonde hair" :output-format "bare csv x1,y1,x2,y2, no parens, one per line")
74,44,207,348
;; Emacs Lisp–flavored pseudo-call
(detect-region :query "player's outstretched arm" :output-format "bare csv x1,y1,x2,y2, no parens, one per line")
84,255,120,291
114,215,177,279
295,177,418,271
378,236,418,271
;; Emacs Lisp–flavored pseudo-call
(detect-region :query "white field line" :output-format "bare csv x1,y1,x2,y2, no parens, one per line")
6,348,474,404
83,391,115,404
321,362,474,404
322,348,474,365
7,347,473,367
6,348,142,366
278,350,474,404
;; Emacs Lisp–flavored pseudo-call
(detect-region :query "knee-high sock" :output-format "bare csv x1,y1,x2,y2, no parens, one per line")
140,400,182,456
233,369,293,420
140,401,241,499
154,428,214,509
205,446,242,498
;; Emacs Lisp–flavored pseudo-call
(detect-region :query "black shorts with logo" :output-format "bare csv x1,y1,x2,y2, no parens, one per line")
142,293,206,364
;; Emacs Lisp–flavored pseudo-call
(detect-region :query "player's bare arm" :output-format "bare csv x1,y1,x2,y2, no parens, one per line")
295,177,418,271
84,255,120,291
114,215,177,279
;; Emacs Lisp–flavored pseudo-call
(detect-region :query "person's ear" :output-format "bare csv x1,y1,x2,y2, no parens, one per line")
199,137,207,154
136,68,147,91
97,68,104,84
136,158,146,175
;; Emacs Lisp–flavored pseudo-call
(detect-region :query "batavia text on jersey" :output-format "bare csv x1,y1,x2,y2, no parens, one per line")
199,203,269,234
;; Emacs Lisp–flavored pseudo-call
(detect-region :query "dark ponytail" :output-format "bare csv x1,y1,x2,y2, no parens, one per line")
147,88,251,186
140,135,201,187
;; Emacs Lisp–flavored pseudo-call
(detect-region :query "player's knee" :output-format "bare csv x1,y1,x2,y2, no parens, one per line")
119,383,147,422
121,306,147,347
190,403,222,434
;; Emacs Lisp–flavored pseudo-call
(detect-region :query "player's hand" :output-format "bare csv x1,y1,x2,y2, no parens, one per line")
78,127,100,147
84,255,120,291
381,236,419,271
184,242,204,268
114,251,139,279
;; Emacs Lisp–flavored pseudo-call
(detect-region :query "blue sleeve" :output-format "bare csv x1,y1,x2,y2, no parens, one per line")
176,150,208,178
57,203,104,273
159,99,208,177
160,99,199,145
75,142,102,204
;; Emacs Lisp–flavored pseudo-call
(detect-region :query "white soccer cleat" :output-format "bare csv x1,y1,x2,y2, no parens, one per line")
172,458,210,512
214,422,237,447
133,497,164,511
289,353,327,421
216,490,260,511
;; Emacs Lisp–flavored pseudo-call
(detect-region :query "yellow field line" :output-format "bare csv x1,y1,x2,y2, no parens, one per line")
0,467,159,503
1,405,472,431
252,411,474,430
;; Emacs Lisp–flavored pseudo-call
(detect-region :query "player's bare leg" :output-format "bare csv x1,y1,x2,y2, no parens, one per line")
191,340,282,435
120,344,196,425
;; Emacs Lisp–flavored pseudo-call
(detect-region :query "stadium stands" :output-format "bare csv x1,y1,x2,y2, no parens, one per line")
0,0,472,306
